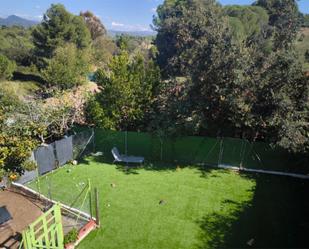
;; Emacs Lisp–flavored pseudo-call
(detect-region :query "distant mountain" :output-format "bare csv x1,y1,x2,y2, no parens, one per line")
108,30,156,37
0,15,39,27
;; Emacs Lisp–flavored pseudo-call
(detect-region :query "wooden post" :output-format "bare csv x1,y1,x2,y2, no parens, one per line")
95,188,100,227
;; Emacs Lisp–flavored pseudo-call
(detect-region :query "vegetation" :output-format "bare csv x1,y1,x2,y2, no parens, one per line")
225,5,271,51
0,1,308,248
27,160,309,248
32,4,90,65
0,0,308,177
153,0,309,154
42,43,90,89
0,54,16,79
0,26,34,66
80,11,107,40
301,14,309,27
296,28,309,71
64,228,78,245
86,48,160,130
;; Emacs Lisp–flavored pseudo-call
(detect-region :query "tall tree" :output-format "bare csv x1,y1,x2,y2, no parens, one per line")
254,0,301,49
86,49,160,130
32,4,90,65
80,11,107,40
225,5,271,53
153,0,309,153
154,0,243,134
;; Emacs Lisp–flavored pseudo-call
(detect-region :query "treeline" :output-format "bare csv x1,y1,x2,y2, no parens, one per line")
89,0,308,155
0,0,308,179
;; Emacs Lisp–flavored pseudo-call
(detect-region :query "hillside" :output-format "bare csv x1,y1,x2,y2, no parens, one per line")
108,29,156,37
0,15,38,27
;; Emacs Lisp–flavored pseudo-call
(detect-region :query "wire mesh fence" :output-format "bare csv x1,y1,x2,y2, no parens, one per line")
28,169,95,219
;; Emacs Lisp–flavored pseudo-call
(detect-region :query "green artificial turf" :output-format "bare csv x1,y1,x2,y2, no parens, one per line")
27,158,309,249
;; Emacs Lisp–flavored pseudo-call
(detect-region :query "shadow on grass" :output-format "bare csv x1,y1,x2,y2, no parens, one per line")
87,154,220,176
196,173,309,248
82,155,309,247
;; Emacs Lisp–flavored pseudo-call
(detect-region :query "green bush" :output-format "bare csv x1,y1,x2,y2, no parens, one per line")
63,228,78,245
21,160,37,171
0,54,16,80
42,43,90,90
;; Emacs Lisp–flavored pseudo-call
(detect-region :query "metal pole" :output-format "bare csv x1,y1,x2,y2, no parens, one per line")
88,179,93,218
92,128,95,153
218,138,224,166
240,139,246,169
125,130,128,156
95,188,100,227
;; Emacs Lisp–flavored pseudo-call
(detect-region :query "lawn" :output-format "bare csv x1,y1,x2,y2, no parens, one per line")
27,157,309,249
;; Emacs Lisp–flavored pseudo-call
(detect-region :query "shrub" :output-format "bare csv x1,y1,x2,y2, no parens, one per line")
63,228,78,245
0,54,16,80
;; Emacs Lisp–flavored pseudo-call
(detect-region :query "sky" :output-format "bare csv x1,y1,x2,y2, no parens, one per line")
0,0,308,32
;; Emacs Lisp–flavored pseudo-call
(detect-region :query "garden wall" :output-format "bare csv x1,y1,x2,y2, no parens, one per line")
95,129,308,175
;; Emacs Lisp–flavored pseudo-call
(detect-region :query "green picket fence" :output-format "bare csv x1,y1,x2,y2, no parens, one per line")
94,129,307,174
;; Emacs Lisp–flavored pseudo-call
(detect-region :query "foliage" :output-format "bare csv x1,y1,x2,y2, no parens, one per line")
32,4,91,66
64,228,78,245
42,43,90,90
224,5,272,53
305,50,309,63
154,0,229,77
0,54,16,79
301,14,309,27
80,11,107,40
0,84,83,176
295,28,309,71
87,49,161,130
0,26,34,66
115,34,154,59
153,0,309,154
0,104,38,176
91,36,117,68
254,0,301,50
85,97,111,128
